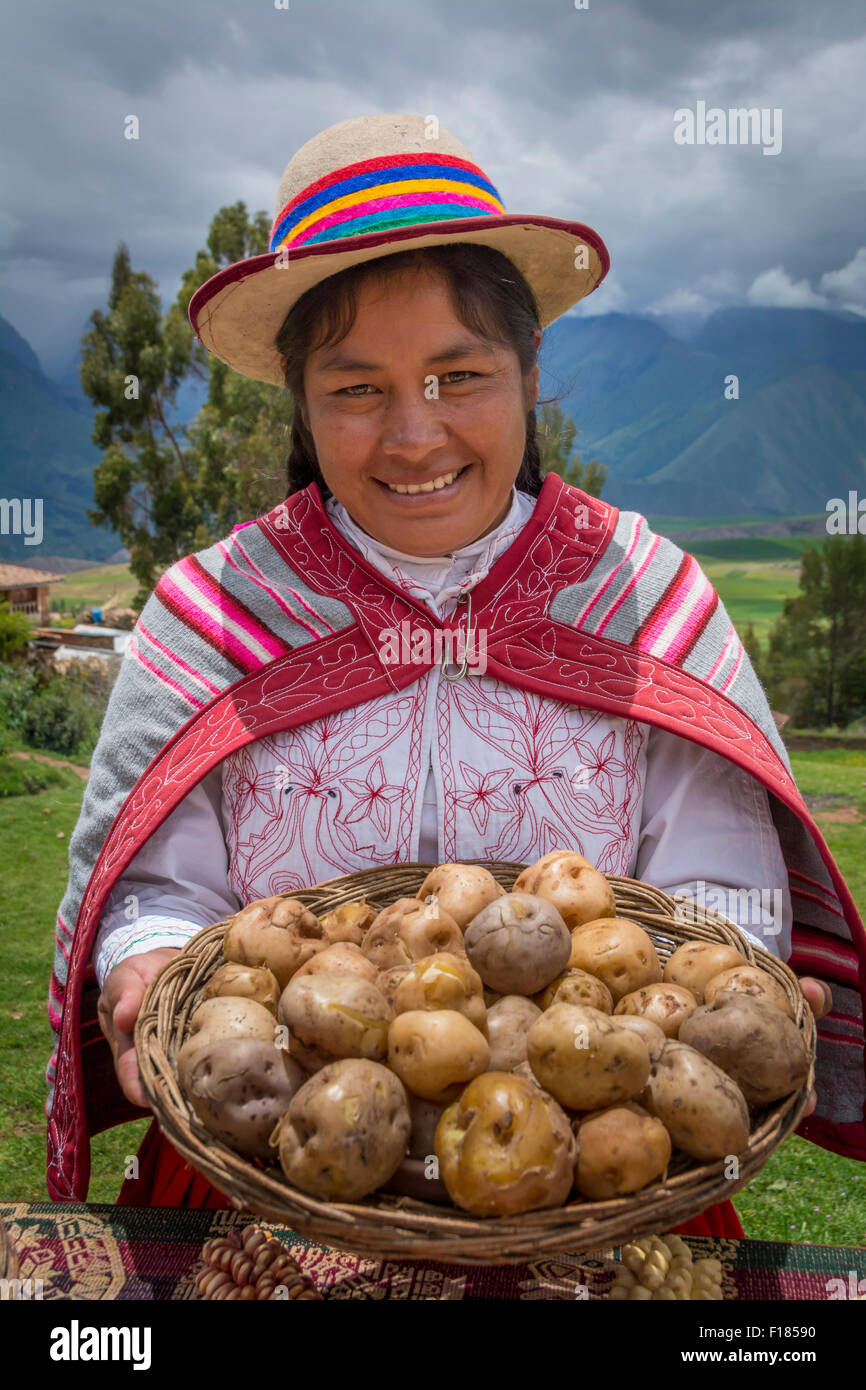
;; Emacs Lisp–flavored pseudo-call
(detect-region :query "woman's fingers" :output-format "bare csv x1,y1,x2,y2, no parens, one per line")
114,1030,149,1109
799,976,833,1020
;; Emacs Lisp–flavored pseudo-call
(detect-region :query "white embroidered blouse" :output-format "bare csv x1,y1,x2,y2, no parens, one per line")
93,486,792,985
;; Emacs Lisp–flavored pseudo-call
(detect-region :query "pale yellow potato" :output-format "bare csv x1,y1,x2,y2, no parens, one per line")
388,1009,489,1102
417,864,506,930
486,995,542,1070
224,896,326,990
186,995,277,1051
277,971,392,1072
574,1102,671,1199
534,967,613,1013
703,965,795,1018
513,851,616,929
615,982,698,1038
377,965,412,1009
641,1039,750,1160
526,1003,651,1111
178,1036,305,1159
435,1071,576,1215
393,952,487,1034
568,918,662,1003
318,899,377,946
663,941,746,1004
202,961,281,1015
607,1013,667,1062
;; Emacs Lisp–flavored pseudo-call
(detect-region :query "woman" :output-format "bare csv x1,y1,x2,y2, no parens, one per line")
47,115,864,1237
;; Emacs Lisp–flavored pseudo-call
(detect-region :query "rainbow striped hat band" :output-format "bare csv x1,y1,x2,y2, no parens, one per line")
269,152,505,254
190,113,610,387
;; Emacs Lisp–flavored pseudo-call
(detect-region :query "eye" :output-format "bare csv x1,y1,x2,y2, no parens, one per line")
442,370,478,383
339,383,378,396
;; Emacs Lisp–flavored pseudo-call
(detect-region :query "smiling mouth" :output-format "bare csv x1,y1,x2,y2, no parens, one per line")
377,465,470,496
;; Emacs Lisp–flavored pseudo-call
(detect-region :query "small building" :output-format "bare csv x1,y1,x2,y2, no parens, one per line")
0,564,66,624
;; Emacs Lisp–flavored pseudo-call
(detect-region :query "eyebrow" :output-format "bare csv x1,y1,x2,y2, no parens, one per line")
315,339,500,373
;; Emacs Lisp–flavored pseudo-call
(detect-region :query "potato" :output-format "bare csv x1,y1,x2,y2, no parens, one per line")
615,982,698,1038
703,965,795,1018
526,1004,651,1111
568,918,662,1003
417,863,506,930
486,995,542,1071
435,1072,576,1215
388,1009,490,1102
277,971,392,1072
534,967,613,1014
224,896,326,989
293,941,378,984
273,1058,411,1201
318,899,377,946
663,941,746,1004
178,1035,305,1158
377,965,412,1009
202,961,281,1015
407,1093,450,1160
641,1039,750,1160
464,892,571,995
678,992,810,1106
362,898,464,971
606,1013,667,1062
393,952,487,1034
185,996,277,1055
513,851,616,928
574,1102,671,1199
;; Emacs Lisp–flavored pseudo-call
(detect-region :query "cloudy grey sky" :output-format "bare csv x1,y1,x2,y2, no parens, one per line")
2,0,865,380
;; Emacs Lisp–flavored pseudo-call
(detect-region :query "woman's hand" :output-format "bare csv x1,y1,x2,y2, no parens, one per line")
798,976,833,1117
97,948,181,1109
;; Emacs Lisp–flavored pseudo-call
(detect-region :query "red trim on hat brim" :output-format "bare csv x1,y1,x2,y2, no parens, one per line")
188,212,610,332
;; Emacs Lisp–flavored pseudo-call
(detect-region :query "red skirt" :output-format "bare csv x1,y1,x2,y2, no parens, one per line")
118,1120,745,1238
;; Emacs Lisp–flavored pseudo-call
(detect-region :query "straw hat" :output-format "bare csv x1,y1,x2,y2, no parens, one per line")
188,112,610,387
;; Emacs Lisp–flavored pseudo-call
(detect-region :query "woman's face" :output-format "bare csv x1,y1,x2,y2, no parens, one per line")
295,265,540,555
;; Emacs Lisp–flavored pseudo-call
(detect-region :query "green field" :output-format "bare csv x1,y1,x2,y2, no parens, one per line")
47,563,140,623
0,737,864,1241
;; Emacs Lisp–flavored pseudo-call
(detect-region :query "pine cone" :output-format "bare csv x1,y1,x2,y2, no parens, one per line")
195,1224,323,1300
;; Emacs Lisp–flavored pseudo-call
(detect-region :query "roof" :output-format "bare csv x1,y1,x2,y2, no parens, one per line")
0,564,67,588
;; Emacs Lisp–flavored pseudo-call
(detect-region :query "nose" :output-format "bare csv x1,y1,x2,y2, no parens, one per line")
378,385,449,463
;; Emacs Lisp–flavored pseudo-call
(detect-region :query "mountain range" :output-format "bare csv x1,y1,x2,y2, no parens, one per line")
1,305,864,563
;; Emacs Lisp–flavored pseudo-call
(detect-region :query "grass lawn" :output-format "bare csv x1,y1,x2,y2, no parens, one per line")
1,743,864,1245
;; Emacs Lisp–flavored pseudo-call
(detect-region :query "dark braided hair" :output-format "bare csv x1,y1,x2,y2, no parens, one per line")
274,243,548,501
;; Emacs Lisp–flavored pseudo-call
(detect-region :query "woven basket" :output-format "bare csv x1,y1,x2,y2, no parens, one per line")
136,862,815,1265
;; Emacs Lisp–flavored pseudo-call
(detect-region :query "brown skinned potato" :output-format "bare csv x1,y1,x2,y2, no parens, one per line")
526,1004,651,1111
568,918,662,1003
534,967,614,1014
277,971,392,1072
703,965,795,1018
663,941,746,1004
407,1093,451,1160
362,898,464,971
464,892,571,995
388,1009,490,1102
377,965,412,1009
185,996,277,1056
293,941,378,984
513,851,617,928
202,961,281,1015
678,992,810,1105
178,1035,305,1159
615,982,698,1038
640,1039,750,1159
606,1013,667,1062
224,896,326,989
435,1071,576,1215
485,995,542,1071
574,1102,672,1199
417,863,506,930
393,952,487,1034
273,1058,411,1201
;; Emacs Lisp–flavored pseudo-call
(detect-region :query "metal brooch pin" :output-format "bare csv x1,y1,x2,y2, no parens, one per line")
440,588,473,682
